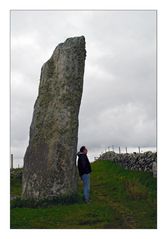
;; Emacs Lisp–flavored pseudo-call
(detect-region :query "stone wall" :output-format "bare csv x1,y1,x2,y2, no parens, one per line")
97,151,157,177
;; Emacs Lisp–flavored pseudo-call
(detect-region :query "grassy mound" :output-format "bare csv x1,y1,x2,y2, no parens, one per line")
10,160,157,229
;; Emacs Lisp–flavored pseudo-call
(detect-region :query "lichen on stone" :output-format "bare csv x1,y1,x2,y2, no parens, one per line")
22,36,86,200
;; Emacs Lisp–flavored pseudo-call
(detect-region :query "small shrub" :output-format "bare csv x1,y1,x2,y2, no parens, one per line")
10,168,23,181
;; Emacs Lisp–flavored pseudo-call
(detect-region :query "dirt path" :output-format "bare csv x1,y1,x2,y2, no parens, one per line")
96,193,137,228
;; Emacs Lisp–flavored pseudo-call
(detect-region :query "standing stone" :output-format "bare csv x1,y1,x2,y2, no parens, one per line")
22,36,86,199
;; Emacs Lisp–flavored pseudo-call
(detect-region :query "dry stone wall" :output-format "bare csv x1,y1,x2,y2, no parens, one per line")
97,151,157,177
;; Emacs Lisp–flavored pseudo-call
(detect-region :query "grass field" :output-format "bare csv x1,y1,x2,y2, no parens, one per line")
10,160,157,229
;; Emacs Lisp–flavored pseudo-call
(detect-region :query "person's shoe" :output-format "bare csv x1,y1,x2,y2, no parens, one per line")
85,200,90,204
84,199,90,204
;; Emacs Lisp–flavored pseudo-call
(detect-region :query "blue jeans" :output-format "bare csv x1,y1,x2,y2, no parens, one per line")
81,174,90,201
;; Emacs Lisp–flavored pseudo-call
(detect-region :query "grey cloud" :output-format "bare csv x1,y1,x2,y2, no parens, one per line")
11,10,157,163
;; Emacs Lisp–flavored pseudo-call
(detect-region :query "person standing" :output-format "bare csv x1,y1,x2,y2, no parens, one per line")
77,146,92,203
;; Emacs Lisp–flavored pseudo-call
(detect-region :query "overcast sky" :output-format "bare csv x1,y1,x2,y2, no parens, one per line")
11,10,156,165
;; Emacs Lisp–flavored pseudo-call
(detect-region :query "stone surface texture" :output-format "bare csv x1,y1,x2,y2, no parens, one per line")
22,36,86,199
97,151,157,177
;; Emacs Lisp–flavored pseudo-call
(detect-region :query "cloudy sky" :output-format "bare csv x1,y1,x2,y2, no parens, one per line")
11,10,156,165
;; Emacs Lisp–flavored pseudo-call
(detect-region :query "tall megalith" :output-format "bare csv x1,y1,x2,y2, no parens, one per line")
22,36,86,199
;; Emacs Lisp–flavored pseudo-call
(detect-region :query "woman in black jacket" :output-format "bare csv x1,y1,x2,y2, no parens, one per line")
77,146,92,203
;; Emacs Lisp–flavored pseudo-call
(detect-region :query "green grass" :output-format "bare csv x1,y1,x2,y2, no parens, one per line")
10,168,22,197
10,160,157,229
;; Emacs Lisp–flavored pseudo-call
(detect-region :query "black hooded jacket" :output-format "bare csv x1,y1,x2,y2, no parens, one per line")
77,152,92,177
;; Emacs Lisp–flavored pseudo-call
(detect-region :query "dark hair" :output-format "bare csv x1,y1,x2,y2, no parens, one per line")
80,146,86,152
